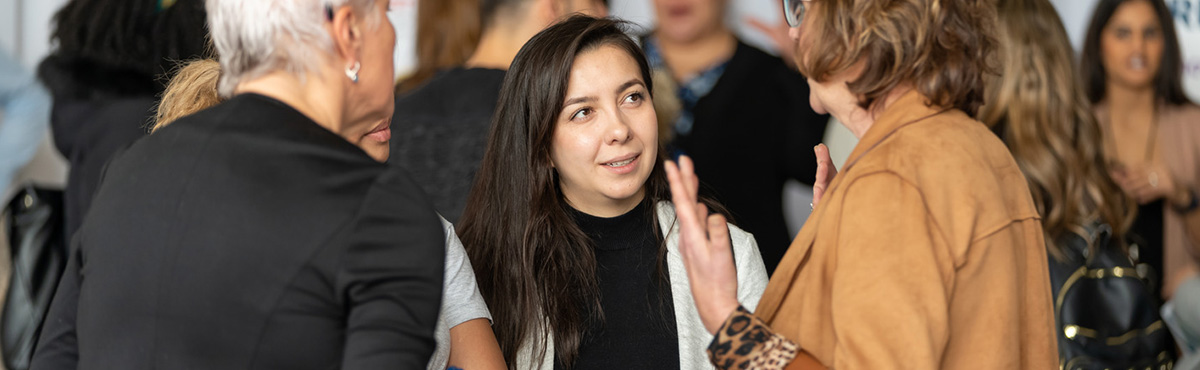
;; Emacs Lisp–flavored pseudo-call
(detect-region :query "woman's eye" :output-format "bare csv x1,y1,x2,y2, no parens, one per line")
624,92,644,105
1115,28,1131,39
1144,27,1160,39
571,108,593,121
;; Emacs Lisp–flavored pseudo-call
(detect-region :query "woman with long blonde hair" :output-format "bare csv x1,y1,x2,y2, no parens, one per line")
982,0,1174,366
980,0,1134,259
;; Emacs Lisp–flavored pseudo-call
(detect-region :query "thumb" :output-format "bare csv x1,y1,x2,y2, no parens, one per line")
813,144,834,206
814,144,835,183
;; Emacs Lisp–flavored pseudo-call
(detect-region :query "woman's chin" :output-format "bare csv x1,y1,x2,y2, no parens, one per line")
363,144,389,163
809,93,828,115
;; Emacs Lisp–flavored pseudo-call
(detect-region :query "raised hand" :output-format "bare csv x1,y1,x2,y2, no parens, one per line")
664,156,740,334
812,143,837,208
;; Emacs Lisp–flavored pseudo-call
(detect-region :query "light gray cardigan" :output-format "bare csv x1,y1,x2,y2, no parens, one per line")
515,201,771,369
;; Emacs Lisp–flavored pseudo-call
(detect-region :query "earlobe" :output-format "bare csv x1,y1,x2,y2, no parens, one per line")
330,6,363,65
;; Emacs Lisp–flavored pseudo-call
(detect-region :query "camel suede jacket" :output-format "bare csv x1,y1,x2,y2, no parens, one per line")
715,91,1059,369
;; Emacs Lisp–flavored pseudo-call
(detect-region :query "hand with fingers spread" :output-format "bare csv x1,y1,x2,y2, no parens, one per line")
664,156,740,334
811,143,837,208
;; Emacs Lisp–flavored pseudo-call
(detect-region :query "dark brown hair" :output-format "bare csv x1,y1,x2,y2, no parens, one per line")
796,0,997,116
395,0,482,94
1080,0,1192,105
982,0,1135,260
457,15,695,368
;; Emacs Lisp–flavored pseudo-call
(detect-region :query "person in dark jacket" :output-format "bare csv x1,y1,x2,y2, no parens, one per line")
30,0,446,368
644,0,828,275
390,0,607,223
36,0,210,240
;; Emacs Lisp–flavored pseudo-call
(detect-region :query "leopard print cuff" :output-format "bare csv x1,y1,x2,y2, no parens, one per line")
707,306,799,370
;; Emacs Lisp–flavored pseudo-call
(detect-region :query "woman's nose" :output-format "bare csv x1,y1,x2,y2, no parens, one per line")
607,115,632,145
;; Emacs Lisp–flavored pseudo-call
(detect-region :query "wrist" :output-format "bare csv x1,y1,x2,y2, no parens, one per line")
703,299,741,335
1172,186,1199,213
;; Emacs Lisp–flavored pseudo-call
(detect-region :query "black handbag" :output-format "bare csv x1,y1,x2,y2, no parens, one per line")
1049,223,1176,369
2,185,67,370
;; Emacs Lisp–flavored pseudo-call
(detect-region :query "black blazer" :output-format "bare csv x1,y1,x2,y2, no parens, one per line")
31,94,446,369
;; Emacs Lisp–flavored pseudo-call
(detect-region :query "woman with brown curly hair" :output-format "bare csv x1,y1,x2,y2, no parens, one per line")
664,0,1058,368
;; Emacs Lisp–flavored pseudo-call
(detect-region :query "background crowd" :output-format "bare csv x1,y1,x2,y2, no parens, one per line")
0,0,1198,369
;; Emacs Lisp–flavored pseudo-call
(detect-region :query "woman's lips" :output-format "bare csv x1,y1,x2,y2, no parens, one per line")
366,120,391,142
1129,55,1147,71
601,153,640,175
668,5,691,17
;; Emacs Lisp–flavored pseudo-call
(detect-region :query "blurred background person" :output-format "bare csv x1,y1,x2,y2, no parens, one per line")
150,58,506,370
30,0,448,368
983,0,1175,366
1080,0,1200,299
458,16,766,370
664,0,1058,367
0,48,51,195
643,0,827,275
390,0,607,223
36,0,209,241
393,0,482,95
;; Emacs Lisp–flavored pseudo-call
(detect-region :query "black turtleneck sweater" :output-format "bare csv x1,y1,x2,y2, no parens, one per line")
558,200,680,370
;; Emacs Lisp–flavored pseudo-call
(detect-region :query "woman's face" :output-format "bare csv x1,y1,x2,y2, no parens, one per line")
787,0,830,115
653,0,726,44
1100,0,1164,91
551,45,658,216
787,1,863,126
344,0,396,162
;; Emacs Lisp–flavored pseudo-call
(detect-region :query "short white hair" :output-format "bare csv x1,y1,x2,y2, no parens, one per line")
207,0,381,97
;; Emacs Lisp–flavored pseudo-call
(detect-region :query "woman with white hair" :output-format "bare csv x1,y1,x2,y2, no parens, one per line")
29,0,447,369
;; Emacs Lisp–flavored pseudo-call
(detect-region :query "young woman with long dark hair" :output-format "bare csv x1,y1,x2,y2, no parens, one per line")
457,15,768,370
1080,0,1200,299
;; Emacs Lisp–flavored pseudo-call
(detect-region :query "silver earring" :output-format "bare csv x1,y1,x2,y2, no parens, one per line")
345,61,361,83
